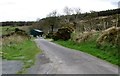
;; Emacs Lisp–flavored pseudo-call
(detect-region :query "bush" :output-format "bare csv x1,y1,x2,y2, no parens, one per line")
96,26,120,47
53,27,73,41
46,32,54,38
71,30,97,43
14,28,30,39
96,26,120,58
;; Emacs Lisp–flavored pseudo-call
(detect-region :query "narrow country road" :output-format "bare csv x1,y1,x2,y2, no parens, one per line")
34,38,118,74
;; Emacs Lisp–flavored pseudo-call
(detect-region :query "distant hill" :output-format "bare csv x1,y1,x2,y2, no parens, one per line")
1,21,35,26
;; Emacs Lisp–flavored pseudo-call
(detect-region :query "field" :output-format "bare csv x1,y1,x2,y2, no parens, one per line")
0,26,16,35
0,26,31,35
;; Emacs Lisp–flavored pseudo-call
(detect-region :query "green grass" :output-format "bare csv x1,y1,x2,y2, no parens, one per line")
54,40,119,66
2,39,41,73
0,26,31,35
0,26,17,35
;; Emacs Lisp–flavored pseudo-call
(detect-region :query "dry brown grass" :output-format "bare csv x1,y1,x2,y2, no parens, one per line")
96,26,120,46
71,30,97,43
2,34,29,46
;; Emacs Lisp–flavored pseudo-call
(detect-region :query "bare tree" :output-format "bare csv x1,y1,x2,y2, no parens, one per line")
63,6,73,15
46,10,60,33
74,8,81,14
73,7,81,20
47,10,58,17
72,8,81,31
63,7,73,23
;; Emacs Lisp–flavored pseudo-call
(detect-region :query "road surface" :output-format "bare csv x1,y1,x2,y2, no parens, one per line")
33,38,118,74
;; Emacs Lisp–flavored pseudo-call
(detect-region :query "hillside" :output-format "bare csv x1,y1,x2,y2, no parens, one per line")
29,8,120,33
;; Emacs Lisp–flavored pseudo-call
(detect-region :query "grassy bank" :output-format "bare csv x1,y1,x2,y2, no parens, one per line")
55,40,119,66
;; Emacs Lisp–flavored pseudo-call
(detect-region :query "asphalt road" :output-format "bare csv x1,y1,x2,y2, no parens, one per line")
34,38,119,74
2,60,23,74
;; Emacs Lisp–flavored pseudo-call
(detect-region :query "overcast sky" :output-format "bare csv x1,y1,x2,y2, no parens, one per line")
0,0,119,22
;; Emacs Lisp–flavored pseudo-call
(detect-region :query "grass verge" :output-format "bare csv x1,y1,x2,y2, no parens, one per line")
54,40,119,66
2,39,41,73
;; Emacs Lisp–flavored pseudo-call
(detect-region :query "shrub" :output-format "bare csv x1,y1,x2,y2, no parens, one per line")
53,27,73,41
71,30,97,43
96,26,120,57
96,26,120,46
46,32,54,38
14,28,30,39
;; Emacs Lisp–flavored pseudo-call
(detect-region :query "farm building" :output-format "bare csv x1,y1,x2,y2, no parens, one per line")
30,29,43,37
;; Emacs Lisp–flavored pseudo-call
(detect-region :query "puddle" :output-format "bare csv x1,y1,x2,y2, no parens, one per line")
38,54,51,64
